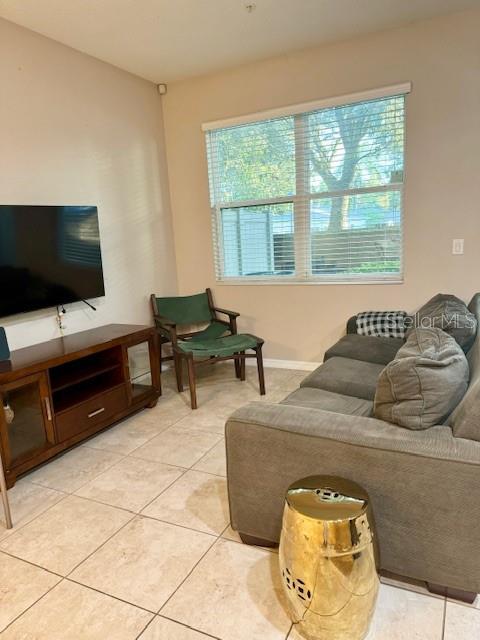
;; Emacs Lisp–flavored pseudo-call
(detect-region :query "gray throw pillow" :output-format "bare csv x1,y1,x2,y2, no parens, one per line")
374,327,469,430
414,293,477,352
447,293,480,440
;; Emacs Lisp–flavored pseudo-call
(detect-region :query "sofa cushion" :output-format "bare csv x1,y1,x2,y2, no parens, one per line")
324,334,404,366
448,293,480,440
281,387,373,417
415,293,477,352
374,327,469,430
300,357,384,401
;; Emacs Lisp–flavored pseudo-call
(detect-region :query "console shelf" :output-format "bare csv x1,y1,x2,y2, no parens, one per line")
0,324,161,488
51,362,122,393
53,376,125,414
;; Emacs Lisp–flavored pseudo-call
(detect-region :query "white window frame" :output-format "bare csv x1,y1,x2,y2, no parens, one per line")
204,83,410,285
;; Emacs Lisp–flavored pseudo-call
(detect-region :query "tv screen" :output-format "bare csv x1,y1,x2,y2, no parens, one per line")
0,205,105,318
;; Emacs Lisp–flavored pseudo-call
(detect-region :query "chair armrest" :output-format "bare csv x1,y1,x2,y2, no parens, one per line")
153,314,178,343
212,306,240,319
212,307,239,335
154,313,176,328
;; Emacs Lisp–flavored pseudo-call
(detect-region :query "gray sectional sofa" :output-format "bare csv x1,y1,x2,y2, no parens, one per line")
225,293,480,600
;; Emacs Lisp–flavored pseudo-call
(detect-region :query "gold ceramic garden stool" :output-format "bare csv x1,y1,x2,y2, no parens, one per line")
279,476,379,640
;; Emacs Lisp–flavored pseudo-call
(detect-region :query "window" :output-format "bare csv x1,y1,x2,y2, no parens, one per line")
205,85,408,283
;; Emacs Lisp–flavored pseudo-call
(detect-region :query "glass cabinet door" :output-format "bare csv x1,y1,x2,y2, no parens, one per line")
0,373,55,469
126,340,154,400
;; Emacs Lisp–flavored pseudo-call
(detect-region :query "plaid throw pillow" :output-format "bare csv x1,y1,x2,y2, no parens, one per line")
356,311,407,339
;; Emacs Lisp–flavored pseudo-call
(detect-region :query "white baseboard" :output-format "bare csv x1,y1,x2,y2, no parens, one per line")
245,358,320,371
164,357,320,372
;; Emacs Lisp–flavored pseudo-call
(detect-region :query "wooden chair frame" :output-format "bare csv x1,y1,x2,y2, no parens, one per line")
151,289,265,409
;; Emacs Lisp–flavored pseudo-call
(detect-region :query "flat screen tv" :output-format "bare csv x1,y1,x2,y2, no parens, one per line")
0,205,105,318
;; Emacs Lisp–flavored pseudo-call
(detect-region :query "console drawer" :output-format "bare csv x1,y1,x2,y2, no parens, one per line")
55,385,128,442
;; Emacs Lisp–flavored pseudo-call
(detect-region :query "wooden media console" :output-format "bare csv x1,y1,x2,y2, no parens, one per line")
0,324,161,488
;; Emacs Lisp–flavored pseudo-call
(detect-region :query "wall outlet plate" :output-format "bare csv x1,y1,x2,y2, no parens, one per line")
452,239,464,255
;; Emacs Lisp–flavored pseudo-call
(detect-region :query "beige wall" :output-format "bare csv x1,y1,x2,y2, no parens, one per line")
0,18,177,350
163,9,480,363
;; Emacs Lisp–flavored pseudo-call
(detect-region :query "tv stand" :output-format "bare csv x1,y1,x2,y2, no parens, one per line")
0,324,161,488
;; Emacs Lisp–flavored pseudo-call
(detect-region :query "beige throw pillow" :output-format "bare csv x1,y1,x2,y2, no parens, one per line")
374,327,469,430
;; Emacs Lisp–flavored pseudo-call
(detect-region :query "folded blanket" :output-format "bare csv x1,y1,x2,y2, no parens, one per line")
356,310,407,339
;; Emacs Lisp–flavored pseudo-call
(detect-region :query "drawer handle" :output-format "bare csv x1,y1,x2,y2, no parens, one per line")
44,397,52,421
88,407,105,419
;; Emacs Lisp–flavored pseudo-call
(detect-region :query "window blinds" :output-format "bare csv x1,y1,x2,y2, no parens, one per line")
205,85,408,283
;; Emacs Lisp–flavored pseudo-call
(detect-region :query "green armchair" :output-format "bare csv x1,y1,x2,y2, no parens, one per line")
150,289,265,409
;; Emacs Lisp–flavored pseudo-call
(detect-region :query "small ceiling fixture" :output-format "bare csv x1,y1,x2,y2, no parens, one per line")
245,3,256,13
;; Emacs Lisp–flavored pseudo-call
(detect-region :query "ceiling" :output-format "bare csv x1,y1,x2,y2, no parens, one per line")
0,0,477,83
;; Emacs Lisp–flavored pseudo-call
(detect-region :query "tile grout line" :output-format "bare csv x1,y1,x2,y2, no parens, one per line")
64,574,158,615
162,466,226,479
9,402,198,540
127,446,224,475
0,486,70,543
154,613,223,640
13,488,131,578
63,510,138,578
134,615,158,640
0,376,314,557
3,453,137,548
1,373,295,635
0,547,64,579
26,445,131,496
77,393,195,460
185,432,226,473
9,464,232,635
15,450,186,537
111,407,219,460
0,575,66,635
131,466,190,513
101,382,251,640
60,496,220,610
156,527,222,617
74,465,190,516
70,490,221,539
5,371,445,638
1,413,226,582
157,533,285,637
92,379,293,538
125,422,224,473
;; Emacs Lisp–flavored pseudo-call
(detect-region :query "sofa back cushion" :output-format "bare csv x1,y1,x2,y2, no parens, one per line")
415,293,477,352
374,328,469,430
324,334,404,366
448,293,480,440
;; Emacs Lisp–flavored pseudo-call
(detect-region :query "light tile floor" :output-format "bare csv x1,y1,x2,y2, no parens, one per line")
0,364,478,639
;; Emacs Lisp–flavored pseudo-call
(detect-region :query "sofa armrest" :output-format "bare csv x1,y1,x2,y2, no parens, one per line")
226,402,480,465
346,315,358,334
